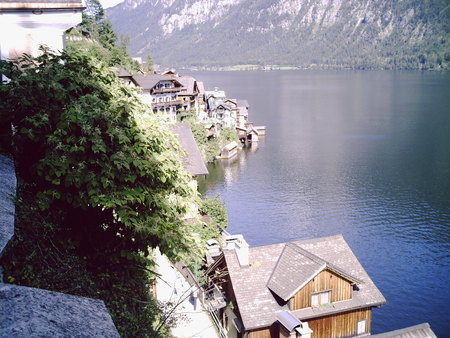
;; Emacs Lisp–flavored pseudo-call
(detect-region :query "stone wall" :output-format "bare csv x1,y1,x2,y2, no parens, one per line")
0,154,15,258
0,154,119,337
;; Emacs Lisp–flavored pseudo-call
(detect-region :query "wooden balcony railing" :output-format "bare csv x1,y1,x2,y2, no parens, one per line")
152,87,180,94
152,100,183,108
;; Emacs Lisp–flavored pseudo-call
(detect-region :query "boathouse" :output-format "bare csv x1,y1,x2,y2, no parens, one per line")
206,234,386,338
221,141,238,159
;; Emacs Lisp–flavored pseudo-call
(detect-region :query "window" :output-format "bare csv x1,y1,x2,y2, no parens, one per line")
311,293,319,306
357,320,366,335
311,291,331,307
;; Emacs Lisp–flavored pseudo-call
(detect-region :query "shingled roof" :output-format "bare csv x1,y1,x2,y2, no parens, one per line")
171,123,208,176
267,243,361,301
177,76,196,95
133,74,183,91
223,234,386,331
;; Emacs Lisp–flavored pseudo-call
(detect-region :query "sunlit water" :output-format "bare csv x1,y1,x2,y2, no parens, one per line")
187,70,450,336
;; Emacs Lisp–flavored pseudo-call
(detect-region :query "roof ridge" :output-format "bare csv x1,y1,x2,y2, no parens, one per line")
265,243,289,291
289,242,362,285
285,242,326,265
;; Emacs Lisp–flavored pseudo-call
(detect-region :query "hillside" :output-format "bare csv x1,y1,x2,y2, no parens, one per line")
107,0,450,70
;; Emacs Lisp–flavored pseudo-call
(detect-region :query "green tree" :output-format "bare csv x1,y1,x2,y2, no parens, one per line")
66,0,140,72
0,47,198,263
0,47,202,336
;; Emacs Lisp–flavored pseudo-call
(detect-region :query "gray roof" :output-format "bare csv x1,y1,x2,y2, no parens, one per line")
267,243,361,301
371,323,437,338
0,284,119,337
115,67,131,77
223,234,386,331
197,81,205,95
177,76,196,95
171,123,208,176
133,74,182,91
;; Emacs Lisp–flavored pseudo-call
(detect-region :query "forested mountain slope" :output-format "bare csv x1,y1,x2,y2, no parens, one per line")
107,0,450,69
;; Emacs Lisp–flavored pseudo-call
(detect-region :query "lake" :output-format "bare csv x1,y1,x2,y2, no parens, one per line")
187,70,450,336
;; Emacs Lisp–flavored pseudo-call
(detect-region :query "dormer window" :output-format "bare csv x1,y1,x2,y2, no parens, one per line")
311,290,330,307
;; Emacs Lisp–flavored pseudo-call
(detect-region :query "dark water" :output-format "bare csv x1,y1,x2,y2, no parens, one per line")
189,70,450,336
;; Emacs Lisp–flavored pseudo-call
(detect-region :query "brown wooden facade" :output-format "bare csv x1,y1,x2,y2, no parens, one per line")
248,324,278,338
290,269,353,310
245,307,371,338
307,307,372,338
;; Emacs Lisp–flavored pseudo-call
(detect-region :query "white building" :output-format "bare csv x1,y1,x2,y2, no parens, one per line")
0,0,84,61
133,74,184,123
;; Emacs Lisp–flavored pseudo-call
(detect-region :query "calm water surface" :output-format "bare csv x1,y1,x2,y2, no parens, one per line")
188,70,450,336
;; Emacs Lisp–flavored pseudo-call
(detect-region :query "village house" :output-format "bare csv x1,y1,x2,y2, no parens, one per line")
161,70,208,120
206,97,239,130
236,99,249,129
133,74,184,122
177,75,201,116
196,80,208,121
206,234,386,338
116,67,139,87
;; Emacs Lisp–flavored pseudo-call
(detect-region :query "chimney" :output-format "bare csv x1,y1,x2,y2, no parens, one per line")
224,234,250,267
235,237,249,267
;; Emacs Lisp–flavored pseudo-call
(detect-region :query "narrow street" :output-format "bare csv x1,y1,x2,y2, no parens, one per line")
155,249,220,338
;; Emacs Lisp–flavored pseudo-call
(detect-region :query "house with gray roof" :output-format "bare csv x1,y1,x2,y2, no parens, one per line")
177,76,202,116
236,99,249,129
133,74,184,122
206,234,386,338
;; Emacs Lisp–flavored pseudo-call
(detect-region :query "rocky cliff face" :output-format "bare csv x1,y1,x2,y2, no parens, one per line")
107,0,449,69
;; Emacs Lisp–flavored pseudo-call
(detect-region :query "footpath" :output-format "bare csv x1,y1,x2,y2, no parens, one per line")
154,249,219,338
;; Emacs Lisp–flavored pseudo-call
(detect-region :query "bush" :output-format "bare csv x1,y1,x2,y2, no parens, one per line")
0,48,198,336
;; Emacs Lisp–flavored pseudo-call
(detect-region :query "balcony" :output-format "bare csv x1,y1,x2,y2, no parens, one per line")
152,100,183,108
152,87,180,94
204,284,226,310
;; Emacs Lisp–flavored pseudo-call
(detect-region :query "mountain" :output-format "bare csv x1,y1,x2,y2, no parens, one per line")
106,0,450,70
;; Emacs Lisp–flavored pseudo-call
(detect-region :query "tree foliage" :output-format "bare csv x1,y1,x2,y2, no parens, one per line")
66,0,141,72
0,47,200,335
0,47,198,262
183,118,239,163
200,196,228,229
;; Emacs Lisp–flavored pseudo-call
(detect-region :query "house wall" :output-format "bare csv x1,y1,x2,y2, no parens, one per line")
0,11,82,60
247,323,278,338
306,307,372,338
290,269,353,310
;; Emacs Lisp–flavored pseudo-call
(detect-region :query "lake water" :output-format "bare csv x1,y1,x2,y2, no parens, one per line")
188,70,450,336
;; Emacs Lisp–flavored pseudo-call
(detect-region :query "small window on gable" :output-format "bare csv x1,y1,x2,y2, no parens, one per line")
321,291,330,304
311,293,319,307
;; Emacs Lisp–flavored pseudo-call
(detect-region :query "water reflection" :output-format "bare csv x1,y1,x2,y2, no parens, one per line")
198,140,263,194
192,70,450,336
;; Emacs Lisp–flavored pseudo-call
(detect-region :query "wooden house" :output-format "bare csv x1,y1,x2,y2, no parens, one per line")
206,234,386,338
133,74,184,122
221,141,238,159
236,99,249,129
176,75,201,116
